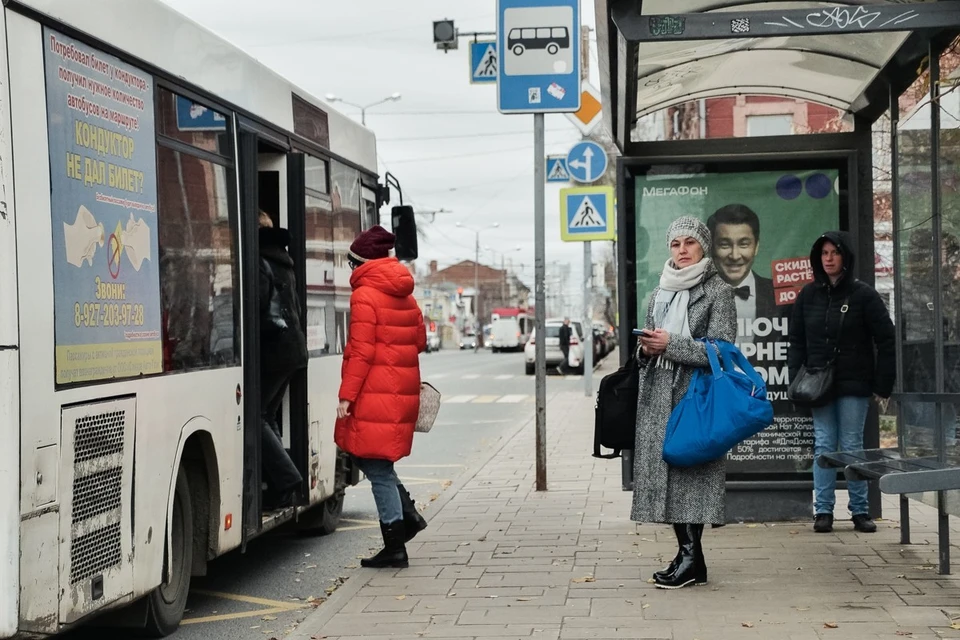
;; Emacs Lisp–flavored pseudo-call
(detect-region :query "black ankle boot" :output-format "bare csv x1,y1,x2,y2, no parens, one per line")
397,483,428,543
653,524,687,581
361,521,409,569
654,524,707,589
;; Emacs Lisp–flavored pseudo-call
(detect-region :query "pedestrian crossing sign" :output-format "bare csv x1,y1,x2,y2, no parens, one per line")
546,155,569,183
560,186,615,242
470,41,497,84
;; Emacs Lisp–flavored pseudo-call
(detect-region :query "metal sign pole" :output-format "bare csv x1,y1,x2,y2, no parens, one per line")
534,113,547,492
583,240,593,396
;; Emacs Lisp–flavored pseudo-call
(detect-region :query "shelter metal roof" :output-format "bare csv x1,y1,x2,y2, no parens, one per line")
596,0,956,148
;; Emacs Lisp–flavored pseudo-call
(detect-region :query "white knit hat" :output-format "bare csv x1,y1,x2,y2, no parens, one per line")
666,216,711,254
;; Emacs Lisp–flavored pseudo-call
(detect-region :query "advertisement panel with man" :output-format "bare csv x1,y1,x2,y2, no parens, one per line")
634,169,839,475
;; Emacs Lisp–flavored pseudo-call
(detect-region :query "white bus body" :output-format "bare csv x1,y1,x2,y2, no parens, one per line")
2,0,381,635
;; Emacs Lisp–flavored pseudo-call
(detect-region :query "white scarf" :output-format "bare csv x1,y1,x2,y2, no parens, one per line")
652,258,711,368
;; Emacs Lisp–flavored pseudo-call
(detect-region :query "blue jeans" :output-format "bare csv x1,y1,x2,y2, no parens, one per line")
354,457,402,524
812,396,871,516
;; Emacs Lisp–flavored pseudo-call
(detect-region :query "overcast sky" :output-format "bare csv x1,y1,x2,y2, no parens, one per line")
157,0,604,308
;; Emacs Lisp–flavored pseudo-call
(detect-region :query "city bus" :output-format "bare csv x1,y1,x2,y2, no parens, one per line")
0,0,391,636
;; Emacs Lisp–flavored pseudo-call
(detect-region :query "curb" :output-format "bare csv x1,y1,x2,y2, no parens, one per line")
287,393,551,640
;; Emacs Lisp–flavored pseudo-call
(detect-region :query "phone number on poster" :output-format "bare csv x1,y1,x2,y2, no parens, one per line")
74,302,146,328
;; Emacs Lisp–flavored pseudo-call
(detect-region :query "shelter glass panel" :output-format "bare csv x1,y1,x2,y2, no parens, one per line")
898,119,937,394
940,125,960,396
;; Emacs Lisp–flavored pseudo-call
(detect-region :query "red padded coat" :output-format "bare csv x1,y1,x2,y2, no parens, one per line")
335,257,426,462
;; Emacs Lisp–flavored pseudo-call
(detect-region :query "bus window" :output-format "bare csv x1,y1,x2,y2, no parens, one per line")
330,161,361,352
157,90,232,157
537,28,550,38
304,155,334,356
156,89,239,372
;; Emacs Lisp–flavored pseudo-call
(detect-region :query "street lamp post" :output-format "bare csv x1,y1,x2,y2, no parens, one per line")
325,92,402,126
456,221,499,350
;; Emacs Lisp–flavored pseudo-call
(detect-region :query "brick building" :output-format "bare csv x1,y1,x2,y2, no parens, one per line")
420,260,530,333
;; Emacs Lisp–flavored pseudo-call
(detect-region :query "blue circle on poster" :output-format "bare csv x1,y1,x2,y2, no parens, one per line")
776,175,802,200
805,173,832,199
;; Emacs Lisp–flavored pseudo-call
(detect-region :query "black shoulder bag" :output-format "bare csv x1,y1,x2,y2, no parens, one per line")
593,358,640,458
787,295,849,406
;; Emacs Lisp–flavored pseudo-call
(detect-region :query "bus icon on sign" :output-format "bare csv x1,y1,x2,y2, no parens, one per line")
502,5,575,78
507,26,570,56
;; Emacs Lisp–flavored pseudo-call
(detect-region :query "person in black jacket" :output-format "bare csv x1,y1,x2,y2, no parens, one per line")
787,231,895,534
259,211,308,509
558,318,573,374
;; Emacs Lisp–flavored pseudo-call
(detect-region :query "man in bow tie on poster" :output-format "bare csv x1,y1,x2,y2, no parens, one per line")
707,204,778,343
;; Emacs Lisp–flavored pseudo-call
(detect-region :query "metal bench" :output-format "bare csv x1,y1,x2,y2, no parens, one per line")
818,447,960,574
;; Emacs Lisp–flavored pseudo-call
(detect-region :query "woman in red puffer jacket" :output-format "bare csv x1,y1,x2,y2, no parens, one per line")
335,225,426,569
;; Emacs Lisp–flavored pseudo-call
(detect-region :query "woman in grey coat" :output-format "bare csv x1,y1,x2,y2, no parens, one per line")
632,216,736,590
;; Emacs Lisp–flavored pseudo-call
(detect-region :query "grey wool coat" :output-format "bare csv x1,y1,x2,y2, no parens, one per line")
631,264,737,525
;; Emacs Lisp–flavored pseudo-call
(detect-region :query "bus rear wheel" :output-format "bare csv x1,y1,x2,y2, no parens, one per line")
547,43,559,54
143,466,193,637
299,455,347,536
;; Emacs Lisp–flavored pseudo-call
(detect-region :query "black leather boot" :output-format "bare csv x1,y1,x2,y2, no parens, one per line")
397,483,428,543
361,521,409,569
654,524,707,589
653,524,687,581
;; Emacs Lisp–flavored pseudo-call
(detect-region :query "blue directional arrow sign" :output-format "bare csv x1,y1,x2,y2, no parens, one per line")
497,0,581,114
560,186,616,242
566,140,607,184
545,155,569,183
470,41,497,84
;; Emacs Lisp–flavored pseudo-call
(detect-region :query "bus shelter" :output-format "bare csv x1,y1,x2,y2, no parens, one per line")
595,0,960,540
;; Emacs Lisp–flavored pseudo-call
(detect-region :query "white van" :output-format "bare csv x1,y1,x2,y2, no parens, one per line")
491,317,523,352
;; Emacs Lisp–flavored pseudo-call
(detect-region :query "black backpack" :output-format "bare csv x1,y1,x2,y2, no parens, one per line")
593,359,640,458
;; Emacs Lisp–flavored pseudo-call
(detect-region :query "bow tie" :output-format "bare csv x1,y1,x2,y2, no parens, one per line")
734,286,751,301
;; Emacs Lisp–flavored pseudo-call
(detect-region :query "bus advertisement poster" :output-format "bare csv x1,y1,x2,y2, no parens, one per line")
43,29,163,385
633,169,840,475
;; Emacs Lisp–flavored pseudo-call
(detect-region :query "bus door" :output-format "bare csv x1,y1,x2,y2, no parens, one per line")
237,125,310,548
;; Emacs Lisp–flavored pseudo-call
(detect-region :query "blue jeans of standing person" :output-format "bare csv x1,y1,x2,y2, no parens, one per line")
354,457,402,524
812,396,871,516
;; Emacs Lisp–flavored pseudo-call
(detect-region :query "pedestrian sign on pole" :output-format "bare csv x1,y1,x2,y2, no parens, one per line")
566,140,608,184
560,186,616,242
565,82,603,135
470,41,497,84
496,0,581,114
546,155,569,183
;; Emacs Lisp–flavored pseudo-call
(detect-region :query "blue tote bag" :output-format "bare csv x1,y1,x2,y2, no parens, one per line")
662,340,774,467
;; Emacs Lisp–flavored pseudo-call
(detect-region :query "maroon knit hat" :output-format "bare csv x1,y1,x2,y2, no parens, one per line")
348,225,395,263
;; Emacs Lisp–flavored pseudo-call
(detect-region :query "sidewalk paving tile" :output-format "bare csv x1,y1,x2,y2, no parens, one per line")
296,354,960,640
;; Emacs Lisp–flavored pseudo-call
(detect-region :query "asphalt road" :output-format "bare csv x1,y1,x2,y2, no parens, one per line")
65,348,600,640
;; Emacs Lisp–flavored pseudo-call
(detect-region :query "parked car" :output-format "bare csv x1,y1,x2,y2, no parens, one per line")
604,325,618,352
459,331,478,350
491,317,524,352
592,326,606,361
524,319,584,375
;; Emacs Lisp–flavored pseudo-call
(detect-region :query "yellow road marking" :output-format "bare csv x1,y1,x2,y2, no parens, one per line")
182,606,297,625
191,590,306,610
338,523,381,531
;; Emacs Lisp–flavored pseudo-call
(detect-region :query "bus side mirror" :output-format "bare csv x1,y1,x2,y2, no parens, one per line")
392,205,418,262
